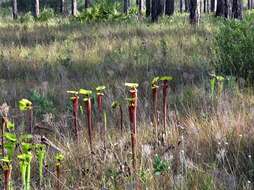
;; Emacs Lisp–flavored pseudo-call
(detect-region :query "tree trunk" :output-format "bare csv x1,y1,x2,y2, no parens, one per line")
216,0,231,18
72,0,77,16
185,0,189,11
248,0,251,9
224,0,231,18
232,0,242,19
146,0,151,16
211,0,215,11
124,0,128,14
207,0,210,12
34,0,39,18
85,0,92,8
165,0,174,15
204,0,207,12
139,0,143,14
180,0,183,12
189,0,200,24
159,0,165,15
12,0,18,19
151,0,159,21
216,0,224,16
60,0,66,14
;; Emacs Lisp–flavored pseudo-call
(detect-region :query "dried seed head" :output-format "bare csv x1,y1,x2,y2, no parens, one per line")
0,103,9,117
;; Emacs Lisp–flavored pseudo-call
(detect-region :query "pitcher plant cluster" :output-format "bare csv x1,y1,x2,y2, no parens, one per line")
0,99,63,190
0,74,230,188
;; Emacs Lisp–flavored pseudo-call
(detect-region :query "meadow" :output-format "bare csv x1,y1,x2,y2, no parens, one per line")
0,12,254,189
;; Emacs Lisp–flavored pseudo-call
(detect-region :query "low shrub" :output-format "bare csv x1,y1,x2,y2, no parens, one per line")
37,8,55,22
215,11,254,82
76,0,138,22
19,12,34,23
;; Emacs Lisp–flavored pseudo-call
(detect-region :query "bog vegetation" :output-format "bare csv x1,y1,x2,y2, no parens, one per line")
0,0,254,189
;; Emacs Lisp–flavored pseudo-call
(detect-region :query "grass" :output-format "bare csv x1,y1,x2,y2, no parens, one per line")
0,13,254,189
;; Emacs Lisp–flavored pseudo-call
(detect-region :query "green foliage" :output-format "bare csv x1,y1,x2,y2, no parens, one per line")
67,90,79,95
153,155,170,176
79,89,93,98
35,144,46,186
37,8,55,22
29,90,55,115
4,133,17,142
17,152,33,190
96,85,106,92
215,12,254,82
210,78,216,97
209,74,225,97
19,134,33,143
6,121,15,130
0,8,11,18
151,76,160,88
76,0,137,22
19,12,34,23
160,76,173,81
185,170,215,190
1,156,11,170
3,133,17,160
55,152,64,167
77,0,121,22
138,169,151,185
19,98,32,111
125,82,139,89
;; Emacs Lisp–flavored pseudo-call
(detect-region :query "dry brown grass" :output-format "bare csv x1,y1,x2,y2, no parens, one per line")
0,14,253,189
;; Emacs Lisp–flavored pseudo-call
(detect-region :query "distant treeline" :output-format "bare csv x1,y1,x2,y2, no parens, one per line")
1,0,253,23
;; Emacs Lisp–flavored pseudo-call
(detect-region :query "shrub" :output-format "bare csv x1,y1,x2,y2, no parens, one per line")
37,8,55,22
19,12,34,23
76,0,138,22
77,0,122,22
0,8,11,18
214,12,254,82
29,90,55,116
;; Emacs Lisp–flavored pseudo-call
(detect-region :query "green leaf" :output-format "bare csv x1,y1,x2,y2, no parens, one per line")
19,134,33,143
17,153,32,162
151,76,160,85
216,76,225,81
125,83,139,88
79,89,92,96
210,78,216,97
1,157,11,163
160,76,173,81
4,132,17,142
6,121,15,130
96,86,106,92
19,98,32,111
55,153,64,162
67,90,79,95
21,143,32,153
111,101,119,109
35,144,46,153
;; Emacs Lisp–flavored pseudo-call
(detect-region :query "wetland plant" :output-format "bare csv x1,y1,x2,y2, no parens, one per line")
19,99,33,134
160,76,173,133
79,89,94,153
125,82,139,175
67,90,80,142
55,153,64,190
